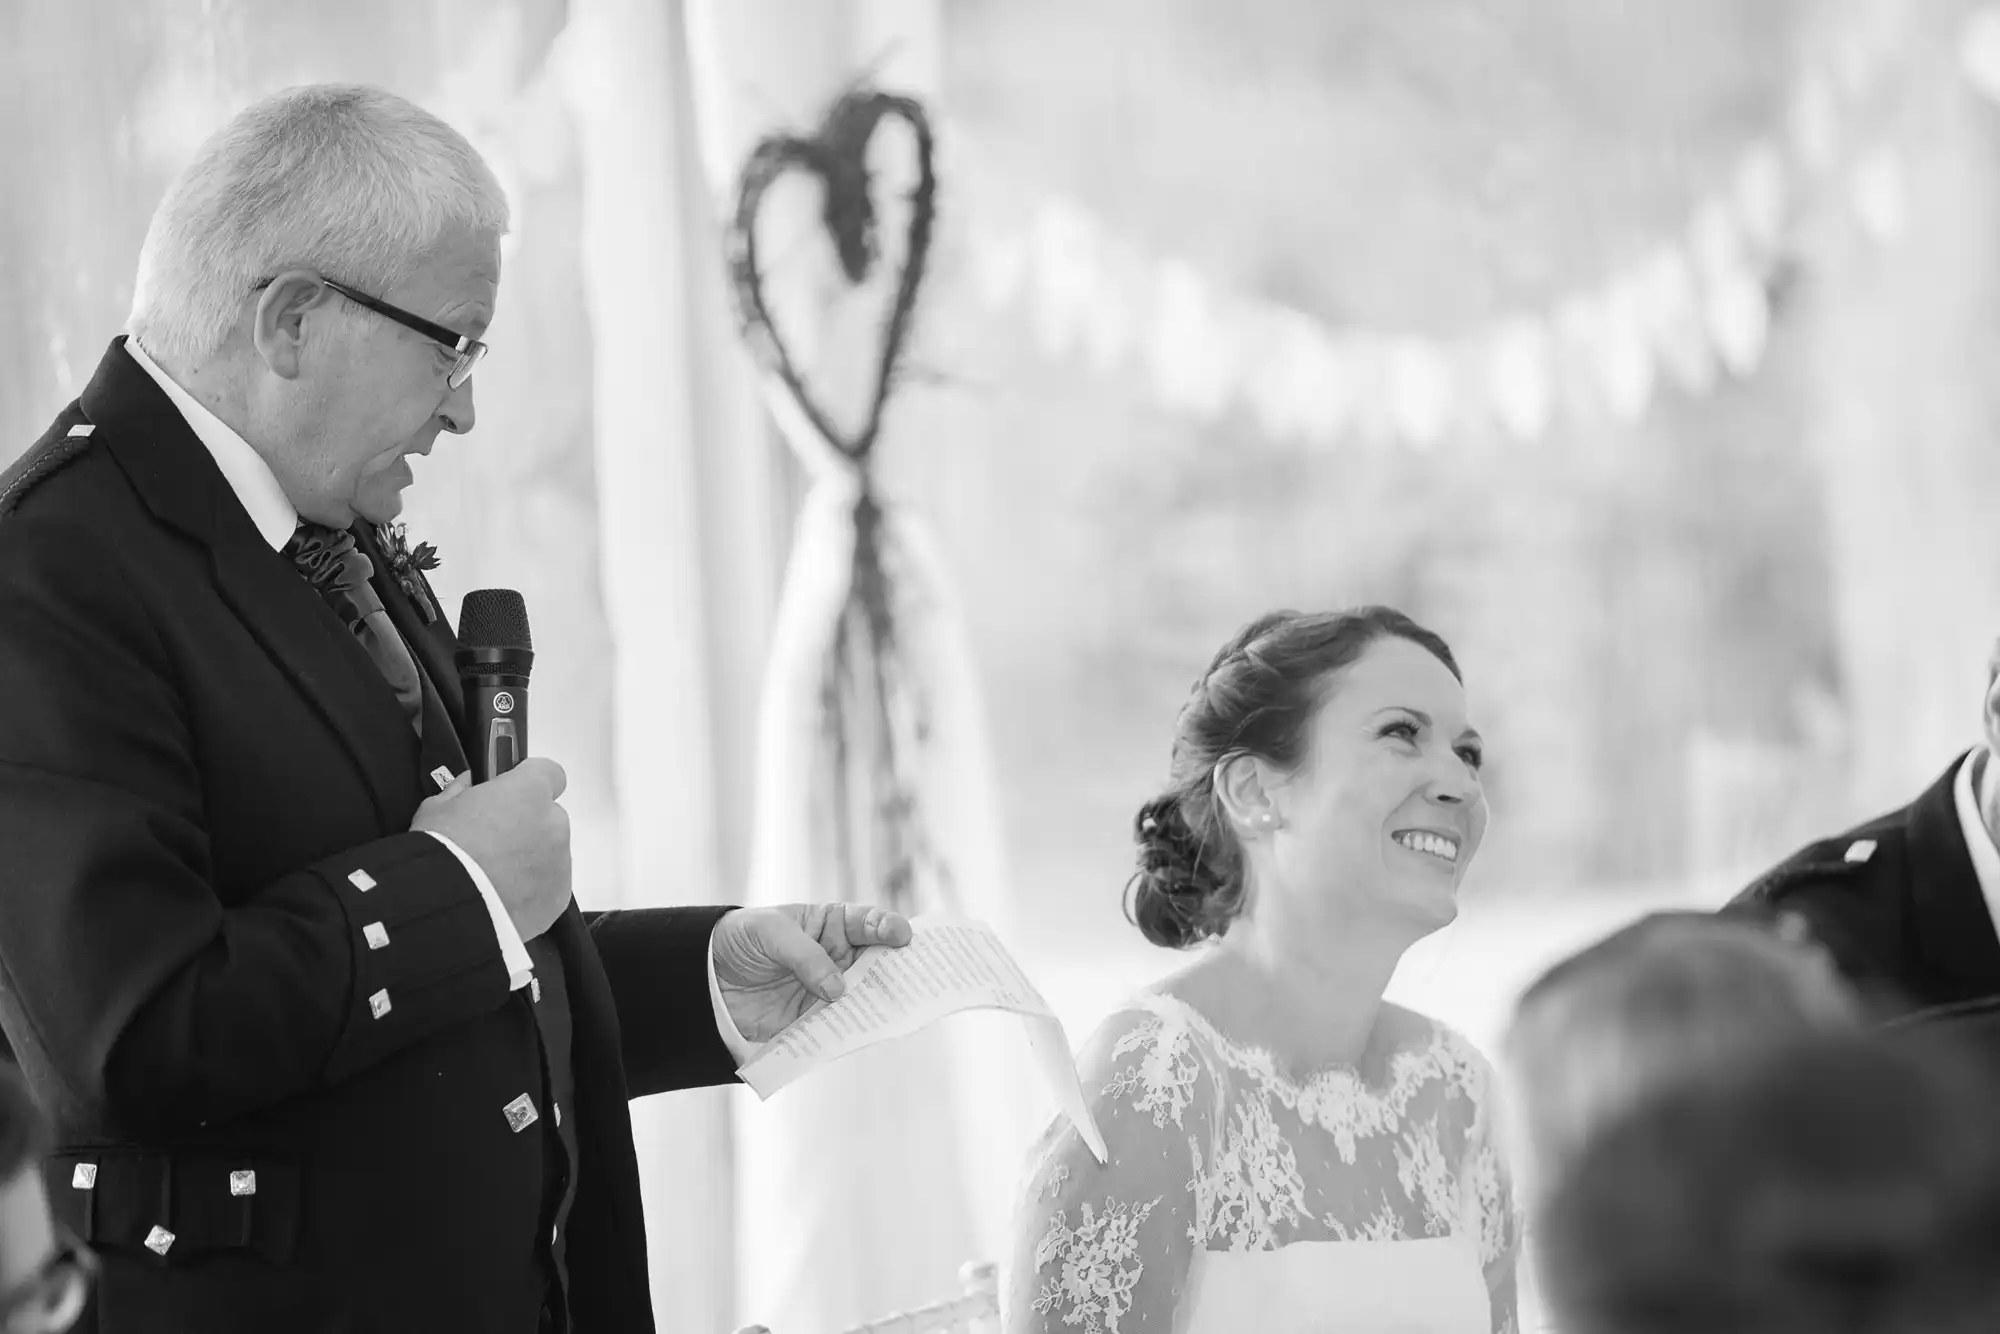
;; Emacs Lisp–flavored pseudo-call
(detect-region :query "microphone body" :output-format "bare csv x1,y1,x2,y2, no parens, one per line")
456,590,535,784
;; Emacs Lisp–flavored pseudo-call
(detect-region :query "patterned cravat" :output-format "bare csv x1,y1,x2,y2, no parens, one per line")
285,521,425,735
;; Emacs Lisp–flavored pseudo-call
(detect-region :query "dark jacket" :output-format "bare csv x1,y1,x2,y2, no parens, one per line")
0,339,736,1332
1725,754,2000,1014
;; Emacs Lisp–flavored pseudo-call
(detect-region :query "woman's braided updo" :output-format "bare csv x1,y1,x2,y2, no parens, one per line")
1124,606,1461,949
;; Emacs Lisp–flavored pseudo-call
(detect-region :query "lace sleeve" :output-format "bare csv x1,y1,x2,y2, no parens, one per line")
1005,1007,1212,1334
1461,1046,1522,1334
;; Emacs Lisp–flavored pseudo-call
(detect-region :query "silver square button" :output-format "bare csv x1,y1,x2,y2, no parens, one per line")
368,989,392,1019
229,1170,256,1197
362,921,389,950
70,1163,96,1190
347,869,377,892
502,1093,539,1134
144,1225,175,1256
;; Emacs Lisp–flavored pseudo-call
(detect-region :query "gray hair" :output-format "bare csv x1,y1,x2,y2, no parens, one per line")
127,84,510,365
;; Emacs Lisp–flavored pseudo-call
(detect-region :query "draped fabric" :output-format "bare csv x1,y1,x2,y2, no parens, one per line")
731,382,1033,1329
561,1,766,1327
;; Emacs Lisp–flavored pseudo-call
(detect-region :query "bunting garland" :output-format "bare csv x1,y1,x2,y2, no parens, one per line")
939,2,1931,448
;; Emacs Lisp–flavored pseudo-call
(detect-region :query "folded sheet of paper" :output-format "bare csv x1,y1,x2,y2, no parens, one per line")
737,914,1108,1163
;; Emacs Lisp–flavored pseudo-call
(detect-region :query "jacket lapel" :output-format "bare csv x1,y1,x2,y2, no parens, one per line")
81,338,417,829
1903,752,2000,1003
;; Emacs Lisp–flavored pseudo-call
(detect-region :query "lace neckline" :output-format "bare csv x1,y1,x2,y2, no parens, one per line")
1129,989,1428,1094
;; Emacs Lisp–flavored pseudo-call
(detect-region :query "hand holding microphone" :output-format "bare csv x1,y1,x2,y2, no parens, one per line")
408,590,572,941
413,760,571,940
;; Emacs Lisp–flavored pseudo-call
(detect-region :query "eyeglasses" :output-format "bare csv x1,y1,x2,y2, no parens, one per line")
0,1226,96,1334
319,278,488,389
254,276,488,388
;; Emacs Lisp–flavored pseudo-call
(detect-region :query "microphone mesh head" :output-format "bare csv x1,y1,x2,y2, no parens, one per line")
458,589,532,652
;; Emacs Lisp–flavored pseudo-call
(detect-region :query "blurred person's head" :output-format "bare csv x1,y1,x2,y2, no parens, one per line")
0,1064,92,1332
125,84,509,529
1125,606,1485,954
1503,910,1858,1206
1539,1027,2000,1334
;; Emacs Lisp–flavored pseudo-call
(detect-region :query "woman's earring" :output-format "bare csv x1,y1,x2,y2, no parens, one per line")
1255,811,1283,830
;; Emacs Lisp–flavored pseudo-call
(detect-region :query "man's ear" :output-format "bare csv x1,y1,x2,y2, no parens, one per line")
1981,649,2000,755
251,271,330,380
1213,753,1282,835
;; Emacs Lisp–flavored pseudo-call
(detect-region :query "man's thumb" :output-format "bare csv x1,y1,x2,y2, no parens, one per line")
770,919,847,1002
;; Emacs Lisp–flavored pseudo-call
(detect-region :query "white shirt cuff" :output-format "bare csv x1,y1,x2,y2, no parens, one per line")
424,830,534,991
707,929,759,1066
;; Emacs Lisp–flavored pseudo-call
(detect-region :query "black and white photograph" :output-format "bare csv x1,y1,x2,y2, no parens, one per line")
3,1,2000,1331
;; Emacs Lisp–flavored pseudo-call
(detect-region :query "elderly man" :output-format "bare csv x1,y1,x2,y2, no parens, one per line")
0,84,904,1333
1726,646,2000,1015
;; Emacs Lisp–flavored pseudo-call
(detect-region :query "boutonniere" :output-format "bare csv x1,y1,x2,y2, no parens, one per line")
375,522,442,624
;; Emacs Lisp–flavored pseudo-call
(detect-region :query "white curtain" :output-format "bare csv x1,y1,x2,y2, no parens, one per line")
558,0,783,1328
683,2,1036,1328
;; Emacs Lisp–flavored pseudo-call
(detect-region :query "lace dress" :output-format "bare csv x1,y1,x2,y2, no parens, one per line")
1008,992,1519,1334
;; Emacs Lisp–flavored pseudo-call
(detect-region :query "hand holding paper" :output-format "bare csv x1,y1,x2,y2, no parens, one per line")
711,902,912,1043
738,915,1108,1163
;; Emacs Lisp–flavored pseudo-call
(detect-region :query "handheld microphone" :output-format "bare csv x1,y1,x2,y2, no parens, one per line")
456,589,533,783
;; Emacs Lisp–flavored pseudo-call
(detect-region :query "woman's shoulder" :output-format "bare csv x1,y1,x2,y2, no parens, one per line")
1012,993,1219,1213
1380,1003,1501,1099
1086,965,1242,1053
1073,989,1225,1133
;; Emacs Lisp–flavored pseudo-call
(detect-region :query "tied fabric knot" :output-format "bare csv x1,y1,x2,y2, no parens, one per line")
285,521,425,735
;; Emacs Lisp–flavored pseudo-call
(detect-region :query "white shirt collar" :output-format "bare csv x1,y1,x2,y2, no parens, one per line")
1951,747,2000,932
123,339,299,551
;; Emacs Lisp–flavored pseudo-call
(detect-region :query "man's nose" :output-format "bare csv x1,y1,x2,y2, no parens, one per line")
439,378,475,434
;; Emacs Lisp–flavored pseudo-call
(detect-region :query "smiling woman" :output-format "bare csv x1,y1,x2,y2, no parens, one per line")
1125,605,1479,950
1006,606,1520,1334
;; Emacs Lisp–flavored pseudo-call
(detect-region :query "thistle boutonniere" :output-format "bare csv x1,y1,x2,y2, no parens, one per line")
375,521,442,624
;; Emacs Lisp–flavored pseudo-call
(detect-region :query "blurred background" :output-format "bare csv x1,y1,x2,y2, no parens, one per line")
6,0,2000,1328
